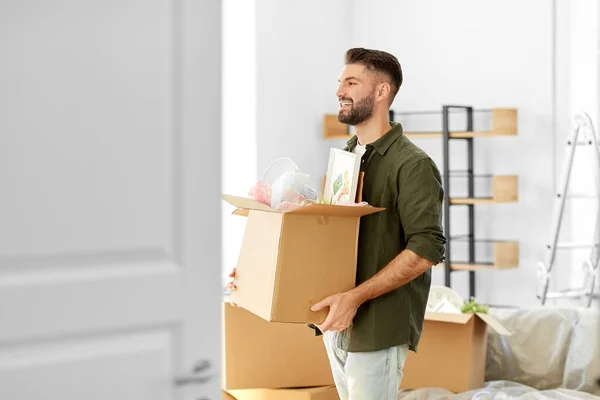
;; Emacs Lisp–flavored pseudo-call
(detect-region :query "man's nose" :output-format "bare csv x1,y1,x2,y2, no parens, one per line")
336,86,345,99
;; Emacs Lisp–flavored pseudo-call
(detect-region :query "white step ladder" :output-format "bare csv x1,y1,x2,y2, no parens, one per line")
537,112,600,307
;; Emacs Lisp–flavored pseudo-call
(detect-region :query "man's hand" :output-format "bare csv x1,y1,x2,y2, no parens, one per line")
225,268,238,307
311,291,362,332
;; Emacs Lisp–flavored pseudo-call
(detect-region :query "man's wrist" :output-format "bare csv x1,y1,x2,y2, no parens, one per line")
347,285,369,307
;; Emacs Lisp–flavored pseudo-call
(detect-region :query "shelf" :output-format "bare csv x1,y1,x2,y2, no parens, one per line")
434,261,497,271
322,115,349,140
450,263,496,271
322,108,518,140
451,198,500,204
435,241,519,270
450,175,518,204
407,130,514,139
406,108,518,138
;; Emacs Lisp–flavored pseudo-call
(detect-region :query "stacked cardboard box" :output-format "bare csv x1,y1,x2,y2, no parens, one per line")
220,191,511,395
222,303,338,399
222,303,512,397
220,188,382,399
400,311,512,393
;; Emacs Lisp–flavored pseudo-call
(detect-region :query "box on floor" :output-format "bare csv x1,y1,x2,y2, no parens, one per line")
222,302,334,390
221,194,382,324
400,311,511,393
227,386,339,400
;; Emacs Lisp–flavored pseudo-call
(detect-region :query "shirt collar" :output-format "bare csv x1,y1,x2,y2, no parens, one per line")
346,122,404,155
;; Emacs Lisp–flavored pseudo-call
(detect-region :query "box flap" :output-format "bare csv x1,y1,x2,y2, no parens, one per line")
228,386,338,400
286,203,384,217
223,391,237,400
301,386,338,395
424,311,474,324
222,194,277,212
476,313,512,336
222,194,385,218
232,208,249,217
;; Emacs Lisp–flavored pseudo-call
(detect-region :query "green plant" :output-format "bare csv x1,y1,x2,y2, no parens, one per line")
461,297,489,314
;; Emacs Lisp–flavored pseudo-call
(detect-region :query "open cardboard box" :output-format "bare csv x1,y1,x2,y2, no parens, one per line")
222,302,334,390
222,193,383,324
227,386,339,400
400,311,512,393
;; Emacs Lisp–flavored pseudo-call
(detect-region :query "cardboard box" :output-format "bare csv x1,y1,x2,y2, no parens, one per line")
223,391,237,400
400,312,511,393
222,194,383,324
227,386,339,400
222,303,334,390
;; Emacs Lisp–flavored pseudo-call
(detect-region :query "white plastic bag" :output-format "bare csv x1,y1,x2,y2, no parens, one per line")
262,157,317,209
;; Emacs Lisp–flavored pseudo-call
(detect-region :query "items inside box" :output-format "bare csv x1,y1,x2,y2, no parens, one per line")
248,157,318,211
246,152,366,212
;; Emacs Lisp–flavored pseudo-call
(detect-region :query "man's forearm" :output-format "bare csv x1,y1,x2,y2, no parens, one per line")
348,249,433,305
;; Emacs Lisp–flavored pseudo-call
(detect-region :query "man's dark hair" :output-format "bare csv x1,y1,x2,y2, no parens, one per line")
344,47,403,105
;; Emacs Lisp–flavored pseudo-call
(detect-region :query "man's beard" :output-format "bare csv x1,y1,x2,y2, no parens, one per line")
338,92,375,126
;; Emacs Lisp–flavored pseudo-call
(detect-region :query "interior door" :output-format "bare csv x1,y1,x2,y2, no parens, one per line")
0,1,222,399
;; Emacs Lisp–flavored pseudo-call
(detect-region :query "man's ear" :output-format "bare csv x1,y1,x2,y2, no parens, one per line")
376,82,391,103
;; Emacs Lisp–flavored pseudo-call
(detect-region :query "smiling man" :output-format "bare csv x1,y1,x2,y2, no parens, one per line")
309,48,446,399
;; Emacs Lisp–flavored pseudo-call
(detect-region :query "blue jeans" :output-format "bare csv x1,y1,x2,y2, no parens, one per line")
323,330,409,400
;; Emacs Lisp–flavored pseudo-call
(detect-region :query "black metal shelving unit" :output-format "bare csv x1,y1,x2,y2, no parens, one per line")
389,106,484,299
443,105,476,298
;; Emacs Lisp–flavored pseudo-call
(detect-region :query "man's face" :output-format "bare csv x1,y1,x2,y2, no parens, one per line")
336,64,376,126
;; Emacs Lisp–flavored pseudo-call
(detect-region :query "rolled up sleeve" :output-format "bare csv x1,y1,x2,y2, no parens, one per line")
397,158,446,264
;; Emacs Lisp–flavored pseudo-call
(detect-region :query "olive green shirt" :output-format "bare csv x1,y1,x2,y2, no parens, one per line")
311,122,446,353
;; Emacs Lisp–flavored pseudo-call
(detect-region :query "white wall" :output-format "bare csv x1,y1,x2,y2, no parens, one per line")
352,0,556,306
563,0,600,293
255,0,353,190
222,0,257,285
